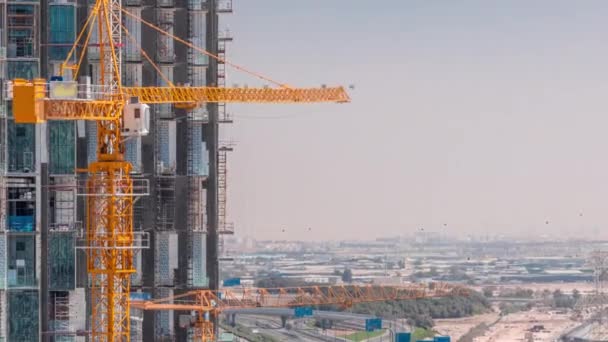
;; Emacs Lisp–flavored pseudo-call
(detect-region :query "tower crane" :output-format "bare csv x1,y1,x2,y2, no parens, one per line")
8,0,348,340
131,283,469,341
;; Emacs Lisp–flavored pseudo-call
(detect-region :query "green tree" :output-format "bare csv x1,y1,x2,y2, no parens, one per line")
342,268,353,283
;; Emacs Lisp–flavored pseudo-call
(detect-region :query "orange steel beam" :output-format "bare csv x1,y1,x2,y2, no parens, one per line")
121,86,351,104
132,283,468,312
131,283,467,342
11,83,349,123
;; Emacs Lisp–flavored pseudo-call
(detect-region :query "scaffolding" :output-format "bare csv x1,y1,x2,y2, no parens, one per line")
7,4,37,59
48,177,76,230
50,291,74,342
155,177,175,231
156,9,174,63
7,177,35,232
216,29,232,123
217,144,233,235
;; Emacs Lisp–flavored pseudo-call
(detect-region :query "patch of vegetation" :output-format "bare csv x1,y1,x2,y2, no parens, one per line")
498,302,532,316
344,329,386,341
413,267,440,279
256,275,323,288
412,327,435,341
458,322,494,342
352,291,491,329
551,289,577,309
496,287,533,298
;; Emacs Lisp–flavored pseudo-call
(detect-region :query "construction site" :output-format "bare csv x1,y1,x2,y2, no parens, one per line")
0,0,451,340
3,1,608,342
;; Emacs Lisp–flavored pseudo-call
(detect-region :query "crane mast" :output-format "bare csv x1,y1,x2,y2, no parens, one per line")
88,0,133,340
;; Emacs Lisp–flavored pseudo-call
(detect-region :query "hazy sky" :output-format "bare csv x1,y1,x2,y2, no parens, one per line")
222,1,608,241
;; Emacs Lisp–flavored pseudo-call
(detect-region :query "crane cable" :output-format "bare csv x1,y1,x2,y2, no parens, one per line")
61,1,101,77
119,6,291,89
100,0,123,91
117,13,174,87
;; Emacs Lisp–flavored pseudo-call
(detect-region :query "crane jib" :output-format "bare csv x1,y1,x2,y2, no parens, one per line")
10,80,350,124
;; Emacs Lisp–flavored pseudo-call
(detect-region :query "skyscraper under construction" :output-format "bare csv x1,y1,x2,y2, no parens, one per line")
0,0,231,339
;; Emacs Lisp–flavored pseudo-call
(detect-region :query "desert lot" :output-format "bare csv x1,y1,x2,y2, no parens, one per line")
472,309,578,342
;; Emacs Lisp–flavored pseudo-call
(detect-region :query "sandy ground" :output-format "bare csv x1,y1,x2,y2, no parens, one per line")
473,282,596,295
434,313,500,341
473,308,578,342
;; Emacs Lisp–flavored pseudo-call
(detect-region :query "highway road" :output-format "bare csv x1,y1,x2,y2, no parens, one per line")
229,314,409,342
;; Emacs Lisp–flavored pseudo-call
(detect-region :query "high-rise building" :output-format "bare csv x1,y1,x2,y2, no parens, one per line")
0,0,232,339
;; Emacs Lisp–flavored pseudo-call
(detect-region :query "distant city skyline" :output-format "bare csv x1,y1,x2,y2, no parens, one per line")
224,1,608,240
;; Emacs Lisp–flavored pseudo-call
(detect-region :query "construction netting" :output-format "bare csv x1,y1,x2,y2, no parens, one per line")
154,232,177,286
188,122,209,176
49,121,76,175
0,117,6,173
48,233,75,290
8,290,38,342
154,287,174,338
7,118,35,173
156,120,176,174
7,61,38,80
49,4,76,61
124,137,142,173
191,231,208,287
0,235,6,290
8,235,36,287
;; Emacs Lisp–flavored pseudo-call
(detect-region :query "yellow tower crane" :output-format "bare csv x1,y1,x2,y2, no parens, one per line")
9,0,349,340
